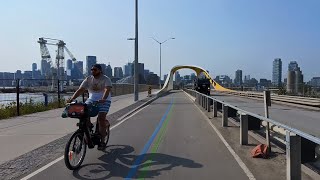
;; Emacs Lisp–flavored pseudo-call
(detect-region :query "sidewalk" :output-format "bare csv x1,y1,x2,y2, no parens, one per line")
0,92,149,165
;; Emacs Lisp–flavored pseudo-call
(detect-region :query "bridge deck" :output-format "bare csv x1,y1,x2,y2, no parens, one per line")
25,91,250,180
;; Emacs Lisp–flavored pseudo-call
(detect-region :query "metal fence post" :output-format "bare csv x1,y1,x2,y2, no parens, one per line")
222,104,228,127
286,131,301,180
213,100,217,117
240,113,248,145
16,79,20,116
207,98,211,112
57,79,61,107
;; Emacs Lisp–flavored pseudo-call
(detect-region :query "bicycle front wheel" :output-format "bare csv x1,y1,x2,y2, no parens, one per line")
64,131,87,170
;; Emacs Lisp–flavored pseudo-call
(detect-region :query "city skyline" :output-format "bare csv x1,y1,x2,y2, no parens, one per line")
0,1,320,81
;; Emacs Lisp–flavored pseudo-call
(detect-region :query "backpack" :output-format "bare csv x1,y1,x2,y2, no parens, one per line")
251,144,269,158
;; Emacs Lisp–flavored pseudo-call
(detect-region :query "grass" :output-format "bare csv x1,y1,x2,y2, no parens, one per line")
0,98,65,120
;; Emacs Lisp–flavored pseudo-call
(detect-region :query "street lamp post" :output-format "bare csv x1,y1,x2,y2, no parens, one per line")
127,0,139,101
151,37,175,89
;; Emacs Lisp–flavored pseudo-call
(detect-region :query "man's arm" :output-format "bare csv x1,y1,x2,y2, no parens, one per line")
101,86,112,101
68,87,86,102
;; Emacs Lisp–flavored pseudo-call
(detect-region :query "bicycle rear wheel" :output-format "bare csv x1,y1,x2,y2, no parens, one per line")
64,131,87,170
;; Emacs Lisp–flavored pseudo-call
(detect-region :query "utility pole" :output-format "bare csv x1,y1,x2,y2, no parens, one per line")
134,0,139,101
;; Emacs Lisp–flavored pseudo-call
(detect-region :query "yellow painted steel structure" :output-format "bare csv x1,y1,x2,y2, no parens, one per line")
159,65,232,93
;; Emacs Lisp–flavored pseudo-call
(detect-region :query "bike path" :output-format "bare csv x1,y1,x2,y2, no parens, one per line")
0,92,148,165
25,91,250,180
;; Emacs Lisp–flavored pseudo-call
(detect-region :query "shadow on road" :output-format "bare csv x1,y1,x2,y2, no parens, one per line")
72,145,203,180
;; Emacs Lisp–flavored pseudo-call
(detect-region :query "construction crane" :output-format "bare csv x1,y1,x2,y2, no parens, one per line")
38,37,78,90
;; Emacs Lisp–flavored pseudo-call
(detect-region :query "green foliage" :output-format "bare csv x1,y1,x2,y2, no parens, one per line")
0,98,65,120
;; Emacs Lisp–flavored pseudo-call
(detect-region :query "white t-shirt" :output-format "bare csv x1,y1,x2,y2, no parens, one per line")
80,75,112,101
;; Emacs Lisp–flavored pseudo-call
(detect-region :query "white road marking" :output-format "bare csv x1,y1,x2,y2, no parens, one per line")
20,103,151,180
183,91,256,180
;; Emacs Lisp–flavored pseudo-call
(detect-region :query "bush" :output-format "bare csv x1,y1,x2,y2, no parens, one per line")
0,99,65,120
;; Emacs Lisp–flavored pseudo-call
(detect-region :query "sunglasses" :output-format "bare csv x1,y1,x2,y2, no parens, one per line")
91,68,98,71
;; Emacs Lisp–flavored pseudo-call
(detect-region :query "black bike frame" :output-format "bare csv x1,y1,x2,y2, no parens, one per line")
78,117,95,149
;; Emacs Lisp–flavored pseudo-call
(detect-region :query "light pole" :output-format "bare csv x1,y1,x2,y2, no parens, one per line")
151,37,175,89
127,0,139,101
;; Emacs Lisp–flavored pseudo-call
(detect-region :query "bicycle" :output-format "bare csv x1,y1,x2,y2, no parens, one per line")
62,101,110,170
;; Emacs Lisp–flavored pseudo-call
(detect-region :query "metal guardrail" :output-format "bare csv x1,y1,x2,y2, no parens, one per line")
217,90,320,108
184,89,320,180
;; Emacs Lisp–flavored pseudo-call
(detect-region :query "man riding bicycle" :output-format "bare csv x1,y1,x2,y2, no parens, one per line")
67,64,112,150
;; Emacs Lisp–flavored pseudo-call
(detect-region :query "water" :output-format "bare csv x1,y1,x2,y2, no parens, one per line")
0,93,71,106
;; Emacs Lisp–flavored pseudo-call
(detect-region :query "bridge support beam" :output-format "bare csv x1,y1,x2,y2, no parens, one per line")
240,113,248,145
213,101,217,117
222,105,229,127
286,131,301,180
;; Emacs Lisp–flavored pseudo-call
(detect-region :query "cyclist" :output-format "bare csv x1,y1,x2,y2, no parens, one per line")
67,64,112,150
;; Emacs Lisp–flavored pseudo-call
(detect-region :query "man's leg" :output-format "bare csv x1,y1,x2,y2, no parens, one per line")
98,112,107,142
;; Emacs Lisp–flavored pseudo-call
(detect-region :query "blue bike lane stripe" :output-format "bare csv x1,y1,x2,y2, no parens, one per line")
125,97,174,180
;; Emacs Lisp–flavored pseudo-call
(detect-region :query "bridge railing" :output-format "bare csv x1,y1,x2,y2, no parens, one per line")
184,88,320,180
216,90,320,109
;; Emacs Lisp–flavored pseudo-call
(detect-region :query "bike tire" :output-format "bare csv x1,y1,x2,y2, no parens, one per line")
64,131,87,170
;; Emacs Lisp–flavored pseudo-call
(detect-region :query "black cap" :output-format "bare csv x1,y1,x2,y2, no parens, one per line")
92,64,102,71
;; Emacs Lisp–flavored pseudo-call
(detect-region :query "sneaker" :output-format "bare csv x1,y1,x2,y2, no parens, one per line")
97,142,106,151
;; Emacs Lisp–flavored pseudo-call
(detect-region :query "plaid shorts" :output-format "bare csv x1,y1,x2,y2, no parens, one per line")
86,100,111,113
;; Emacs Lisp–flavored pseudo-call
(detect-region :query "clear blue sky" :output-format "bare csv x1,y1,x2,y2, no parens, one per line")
0,0,319,81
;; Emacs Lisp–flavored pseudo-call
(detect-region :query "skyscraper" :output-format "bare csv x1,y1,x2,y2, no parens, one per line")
71,61,84,79
272,58,282,87
66,59,73,77
234,70,243,86
124,62,133,77
41,60,50,77
86,56,97,75
114,67,124,78
106,64,112,77
32,63,37,79
287,61,304,94
175,71,181,84
288,61,299,71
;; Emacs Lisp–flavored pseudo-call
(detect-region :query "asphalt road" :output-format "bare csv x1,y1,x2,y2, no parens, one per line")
211,92,320,139
23,91,250,180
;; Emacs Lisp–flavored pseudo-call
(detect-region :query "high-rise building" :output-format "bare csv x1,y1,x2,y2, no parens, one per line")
15,70,22,79
244,75,251,84
99,63,107,74
175,71,181,84
41,60,50,77
287,61,304,94
272,58,282,87
71,61,84,79
32,63,37,79
144,69,150,80
114,67,123,78
66,59,73,77
124,62,133,77
234,70,243,86
86,56,97,75
106,64,112,77
67,59,73,70
288,61,299,71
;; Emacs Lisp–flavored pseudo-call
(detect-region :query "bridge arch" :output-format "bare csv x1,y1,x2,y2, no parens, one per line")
159,65,232,93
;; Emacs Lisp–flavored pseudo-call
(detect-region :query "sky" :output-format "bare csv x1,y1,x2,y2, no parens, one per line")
0,0,319,81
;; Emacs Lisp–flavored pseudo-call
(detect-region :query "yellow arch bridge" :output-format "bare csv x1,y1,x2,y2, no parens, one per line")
159,65,232,94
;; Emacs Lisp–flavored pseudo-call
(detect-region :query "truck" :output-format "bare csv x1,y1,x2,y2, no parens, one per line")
193,78,211,95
